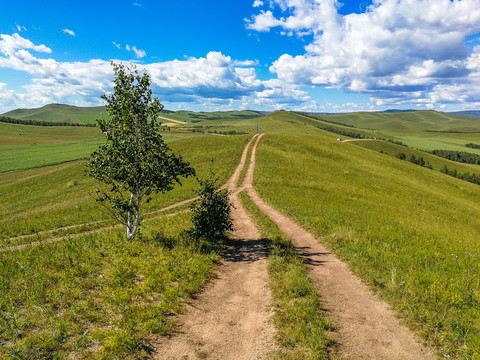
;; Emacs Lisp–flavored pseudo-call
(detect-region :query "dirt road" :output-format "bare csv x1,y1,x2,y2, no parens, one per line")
243,134,436,360
153,134,275,359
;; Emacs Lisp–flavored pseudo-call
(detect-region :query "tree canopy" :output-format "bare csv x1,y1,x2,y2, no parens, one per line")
87,62,195,239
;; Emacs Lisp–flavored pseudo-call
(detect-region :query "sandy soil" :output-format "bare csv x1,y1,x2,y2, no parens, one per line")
152,134,276,359
244,133,436,360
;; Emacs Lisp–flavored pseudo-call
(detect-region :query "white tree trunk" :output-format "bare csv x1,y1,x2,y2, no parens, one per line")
126,192,142,239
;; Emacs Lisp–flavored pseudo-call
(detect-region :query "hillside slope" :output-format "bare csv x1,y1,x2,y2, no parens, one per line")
316,110,480,132
2,104,264,126
2,104,107,125
253,130,480,358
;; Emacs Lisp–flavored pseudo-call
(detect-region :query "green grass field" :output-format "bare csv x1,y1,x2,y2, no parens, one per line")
0,122,102,145
3,109,480,359
0,122,183,172
253,131,480,358
350,139,480,174
0,134,249,243
322,110,480,132
305,111,480,153
0,215,220,359
0,133,250,359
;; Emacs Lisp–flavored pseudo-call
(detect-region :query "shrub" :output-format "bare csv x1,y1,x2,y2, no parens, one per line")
187,176,233,251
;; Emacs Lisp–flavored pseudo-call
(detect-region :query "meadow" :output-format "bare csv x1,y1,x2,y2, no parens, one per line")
0,133,250,358
253,129,480,358
2,108,480,358
310,111,480,154
0,122,183,172
350,139,480,175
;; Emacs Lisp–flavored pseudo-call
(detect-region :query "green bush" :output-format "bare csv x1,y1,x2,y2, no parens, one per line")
187,176,233,251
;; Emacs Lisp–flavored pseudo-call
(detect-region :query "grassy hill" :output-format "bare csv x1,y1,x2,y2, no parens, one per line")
0,134,250,359
2,104,263,126
317,110,480,132
173,110,263,121
0,122,182,172
2,104,107,125
251,127,480,358
299,110,480,154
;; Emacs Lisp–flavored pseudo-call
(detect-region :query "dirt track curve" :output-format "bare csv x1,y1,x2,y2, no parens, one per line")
153,134,275,359
244,134,436,360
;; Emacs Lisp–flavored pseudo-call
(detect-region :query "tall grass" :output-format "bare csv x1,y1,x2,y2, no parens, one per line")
0,134,250,358
0,214,219,359
254,133,480,358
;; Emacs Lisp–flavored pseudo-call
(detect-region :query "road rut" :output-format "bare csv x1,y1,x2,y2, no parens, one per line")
243,133,436,360
153,134,275,359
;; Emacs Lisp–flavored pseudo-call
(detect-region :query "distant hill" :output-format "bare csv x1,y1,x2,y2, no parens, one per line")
380,109,415,113
448,110,480,119
314,110,480,133
2,104,264,125
172,110,264,121
2,104,107,125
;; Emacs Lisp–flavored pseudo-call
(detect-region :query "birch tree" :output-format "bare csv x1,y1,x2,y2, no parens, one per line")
87,62,195,239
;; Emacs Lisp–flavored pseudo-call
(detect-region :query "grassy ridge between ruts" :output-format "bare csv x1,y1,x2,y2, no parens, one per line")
239,191,333,360
0,134,250,359
254,133,480,359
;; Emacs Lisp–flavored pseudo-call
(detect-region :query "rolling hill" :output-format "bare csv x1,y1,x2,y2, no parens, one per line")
1,104,264,126
2,104,107,125
313,110,480,132
2,110,480,358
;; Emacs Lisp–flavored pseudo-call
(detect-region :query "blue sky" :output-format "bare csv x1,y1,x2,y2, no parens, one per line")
1,0,480,113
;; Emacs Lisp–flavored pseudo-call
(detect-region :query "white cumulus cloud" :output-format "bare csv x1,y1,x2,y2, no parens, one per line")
248,0,480,107
0,33,315,112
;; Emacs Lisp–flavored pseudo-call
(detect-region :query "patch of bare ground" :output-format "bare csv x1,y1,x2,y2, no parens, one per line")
152,134,276,359
245,133,436,360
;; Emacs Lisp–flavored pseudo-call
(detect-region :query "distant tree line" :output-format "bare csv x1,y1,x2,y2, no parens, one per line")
425,130,480,134
465,143,480,149
176,125,247,135
0,115,95,127
296,112,355,128
393,151,480,186
395,153,433,169
440,165,480,185
431,149,480,165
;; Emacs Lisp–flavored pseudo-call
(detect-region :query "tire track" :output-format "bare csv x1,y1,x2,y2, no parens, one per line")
153,133,275,359
244,133,436,360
